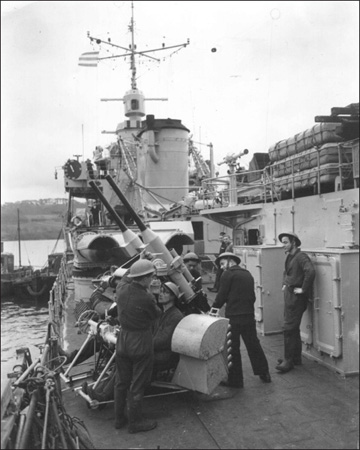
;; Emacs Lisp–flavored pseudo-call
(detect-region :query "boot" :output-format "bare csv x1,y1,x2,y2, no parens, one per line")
220,380,244,388
294,333,303,365
127,397,157,434
277,358,302,366
259,372,272,383
115,416,127,430
275,359,294,373
207,287,218,293
114,387,127,429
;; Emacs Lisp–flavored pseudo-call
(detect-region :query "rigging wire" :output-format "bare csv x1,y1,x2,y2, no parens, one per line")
50,228,63,255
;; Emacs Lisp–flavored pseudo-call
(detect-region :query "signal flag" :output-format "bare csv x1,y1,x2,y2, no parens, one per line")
78,51,99,67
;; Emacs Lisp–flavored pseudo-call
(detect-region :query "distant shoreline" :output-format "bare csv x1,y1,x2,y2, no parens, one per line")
1,236,60,242
1,199,84,243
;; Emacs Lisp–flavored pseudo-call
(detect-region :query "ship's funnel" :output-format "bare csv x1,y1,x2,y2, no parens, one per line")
89,181,144,254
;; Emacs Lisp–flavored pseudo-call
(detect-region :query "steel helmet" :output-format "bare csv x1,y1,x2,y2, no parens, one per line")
215,252,241,266
127,260,155,278
278,232,301,247
163,281,180,298
183,252,200,262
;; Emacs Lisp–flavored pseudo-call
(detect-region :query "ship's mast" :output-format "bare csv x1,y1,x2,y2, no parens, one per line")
85,2,190,134
130,2,136,90
17,209,21,267
87,2,189,93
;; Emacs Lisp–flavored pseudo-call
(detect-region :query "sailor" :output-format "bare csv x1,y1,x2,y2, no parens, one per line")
82,281,184,405
276,232,315,373
222,234,233,252
208,233,232,293
183,252,202,289
60,254,159,367
114,259,161,433
212,252,271,387
152,281,184,375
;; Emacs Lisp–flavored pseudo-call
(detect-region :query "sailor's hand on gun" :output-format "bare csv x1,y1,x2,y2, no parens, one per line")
208,307,220,317
140,250,153,260
140,250,162,260
99,280,109,290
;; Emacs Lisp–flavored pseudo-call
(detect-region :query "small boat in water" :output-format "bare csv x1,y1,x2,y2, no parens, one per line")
1,210,64,301
12,251,63,300
1,244,33,298
1,210,36,299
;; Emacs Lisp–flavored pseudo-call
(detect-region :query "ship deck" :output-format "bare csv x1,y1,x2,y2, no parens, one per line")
60,288,359,450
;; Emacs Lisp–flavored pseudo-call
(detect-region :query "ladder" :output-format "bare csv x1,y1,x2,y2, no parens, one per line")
189,140,210,179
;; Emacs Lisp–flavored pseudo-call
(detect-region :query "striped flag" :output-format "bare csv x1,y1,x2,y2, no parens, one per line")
78,51,99,67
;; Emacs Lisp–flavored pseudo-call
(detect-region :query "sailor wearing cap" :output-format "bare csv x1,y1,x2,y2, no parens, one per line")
276,232,315,373
114,259,162,433
212,252,271,387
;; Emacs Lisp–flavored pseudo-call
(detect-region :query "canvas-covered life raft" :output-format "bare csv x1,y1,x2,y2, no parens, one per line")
268,122,355,193
268,122,344,163
270,142,353,178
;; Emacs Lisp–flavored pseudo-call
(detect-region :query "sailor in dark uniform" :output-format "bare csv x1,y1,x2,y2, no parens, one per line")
212,252,271,387
114,259,161,433
152,281,184,375
82,281,184,407
276,232,315,373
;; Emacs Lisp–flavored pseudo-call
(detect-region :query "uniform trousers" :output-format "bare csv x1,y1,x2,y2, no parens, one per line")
91,350,178,402
90,367,115,402
283,287,308,363
114,328,154,420
228,315,269,384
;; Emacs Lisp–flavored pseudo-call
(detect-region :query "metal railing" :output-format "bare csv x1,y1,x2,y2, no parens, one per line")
49,253,73,326
200,140,358,208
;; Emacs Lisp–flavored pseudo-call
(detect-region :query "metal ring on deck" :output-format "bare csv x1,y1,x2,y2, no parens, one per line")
42,355,68,373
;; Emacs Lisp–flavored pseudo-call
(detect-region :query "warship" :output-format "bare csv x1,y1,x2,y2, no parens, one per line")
1,3,358,449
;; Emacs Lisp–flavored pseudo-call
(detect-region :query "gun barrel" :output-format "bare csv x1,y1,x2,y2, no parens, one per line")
105,175,147,231
104,176,200,304
89,181,128,232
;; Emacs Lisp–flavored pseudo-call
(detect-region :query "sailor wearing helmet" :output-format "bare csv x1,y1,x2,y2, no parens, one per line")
152,282,184,375
183,252,202,289
82,280,184,409
212,252,271,387
114,259,161,433
276,232,315,373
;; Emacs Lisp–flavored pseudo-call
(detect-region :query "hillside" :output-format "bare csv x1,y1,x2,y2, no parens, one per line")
1,199,82,241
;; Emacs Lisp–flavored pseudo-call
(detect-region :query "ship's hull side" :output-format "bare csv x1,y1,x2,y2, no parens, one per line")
201,187,359,249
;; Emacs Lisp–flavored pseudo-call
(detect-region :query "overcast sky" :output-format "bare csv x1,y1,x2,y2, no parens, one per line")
1,1,359,204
